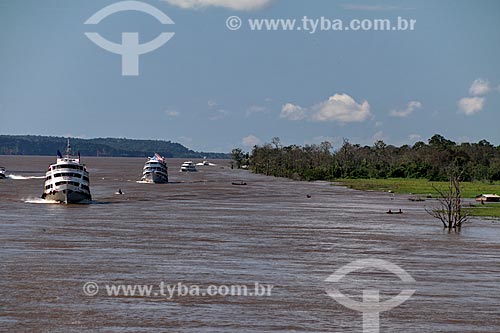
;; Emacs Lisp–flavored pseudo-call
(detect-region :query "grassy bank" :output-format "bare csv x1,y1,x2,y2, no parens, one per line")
336,178,500,198
465,203,500,218
335,178,500,218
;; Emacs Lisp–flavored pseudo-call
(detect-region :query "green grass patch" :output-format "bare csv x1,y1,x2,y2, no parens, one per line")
335,178,500,199
466,203,500,218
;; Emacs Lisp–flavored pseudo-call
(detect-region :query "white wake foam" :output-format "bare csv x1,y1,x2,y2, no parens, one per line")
24,198,59,204
8,174,45,180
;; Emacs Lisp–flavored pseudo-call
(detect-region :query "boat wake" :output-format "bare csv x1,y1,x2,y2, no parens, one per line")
8,175,45,180
25,198,97,205
24,198,59,204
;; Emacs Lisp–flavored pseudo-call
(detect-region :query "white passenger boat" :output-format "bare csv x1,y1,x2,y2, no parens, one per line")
141,153,168,183
180,161,197,172
41,140,91,204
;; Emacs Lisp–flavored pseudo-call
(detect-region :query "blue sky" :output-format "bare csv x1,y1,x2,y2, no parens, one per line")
0,0,499,152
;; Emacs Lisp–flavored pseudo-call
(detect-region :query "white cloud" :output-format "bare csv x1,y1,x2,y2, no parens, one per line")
246,105,267,116
311,93,371,123
281,94,371,124
390,100,422,117
163,0,272,11
374,121,383,128
306,136,341,146
242,134,261,147
164,110,179,117
372,130,387,142
209,109,229,121
458,97,485,115
469,79,491,96
408,134,422,141
341,4,410,11
280,103,307,121
208,99,217,109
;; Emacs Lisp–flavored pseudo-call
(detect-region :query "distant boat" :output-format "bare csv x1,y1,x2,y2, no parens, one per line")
475,194,500,203
41,140,91,204
180,161,197,172
231,181,247,186
196,157,216,166
0,167,6,179
141,153,168,184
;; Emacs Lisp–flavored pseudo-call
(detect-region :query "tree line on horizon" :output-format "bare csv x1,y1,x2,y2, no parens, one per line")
0,135,229,159
231,134,500,182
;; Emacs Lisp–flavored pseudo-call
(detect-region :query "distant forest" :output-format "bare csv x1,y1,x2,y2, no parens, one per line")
232,135,500,182
0,135,229,159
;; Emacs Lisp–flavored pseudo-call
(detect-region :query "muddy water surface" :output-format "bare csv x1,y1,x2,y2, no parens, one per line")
0,156,499,332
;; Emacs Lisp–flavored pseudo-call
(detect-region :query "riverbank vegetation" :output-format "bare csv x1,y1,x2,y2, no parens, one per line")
233,135,500,218
240,135,500,182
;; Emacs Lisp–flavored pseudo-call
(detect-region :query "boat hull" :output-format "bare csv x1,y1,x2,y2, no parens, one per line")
141,171,168,184
42,187,91,204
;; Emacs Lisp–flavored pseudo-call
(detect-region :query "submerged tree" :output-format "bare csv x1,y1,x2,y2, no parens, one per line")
427,173,469,230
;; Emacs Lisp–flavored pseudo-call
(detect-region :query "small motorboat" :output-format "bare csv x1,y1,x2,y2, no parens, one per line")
0,167,6,179
231,181,247,186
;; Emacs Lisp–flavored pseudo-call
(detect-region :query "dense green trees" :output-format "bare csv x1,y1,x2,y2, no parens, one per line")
0,135,228,159
239,134,500,182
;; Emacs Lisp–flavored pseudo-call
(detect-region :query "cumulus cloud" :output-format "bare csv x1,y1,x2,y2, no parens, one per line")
457,78,492,116
209,109,229,121
390,101,422,117
242,134,261,147
280,103,307,121
246,105,267,116
469,79,491,96
163,0,272,11
164,110,179,117
409,134,422,141
207,99,217,109
311,93,371,123
280,94,371,124
458,97,485,115
341,4,410,11
371,130,387,142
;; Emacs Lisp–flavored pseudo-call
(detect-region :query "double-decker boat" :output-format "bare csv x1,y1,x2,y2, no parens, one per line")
41,140,91,204
141,153,168,183
180,161,197,172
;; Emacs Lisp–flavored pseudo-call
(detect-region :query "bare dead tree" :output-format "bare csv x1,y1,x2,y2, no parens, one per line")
427,174,470,230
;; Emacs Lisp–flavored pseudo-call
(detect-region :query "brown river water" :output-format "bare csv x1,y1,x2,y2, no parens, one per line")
0,156,499,332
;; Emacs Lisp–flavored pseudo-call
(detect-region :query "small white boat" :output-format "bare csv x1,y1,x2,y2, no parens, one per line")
196,158,216,166
180,161,197,172
41,140,91,204
141,153,168,183
0,167,6,179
